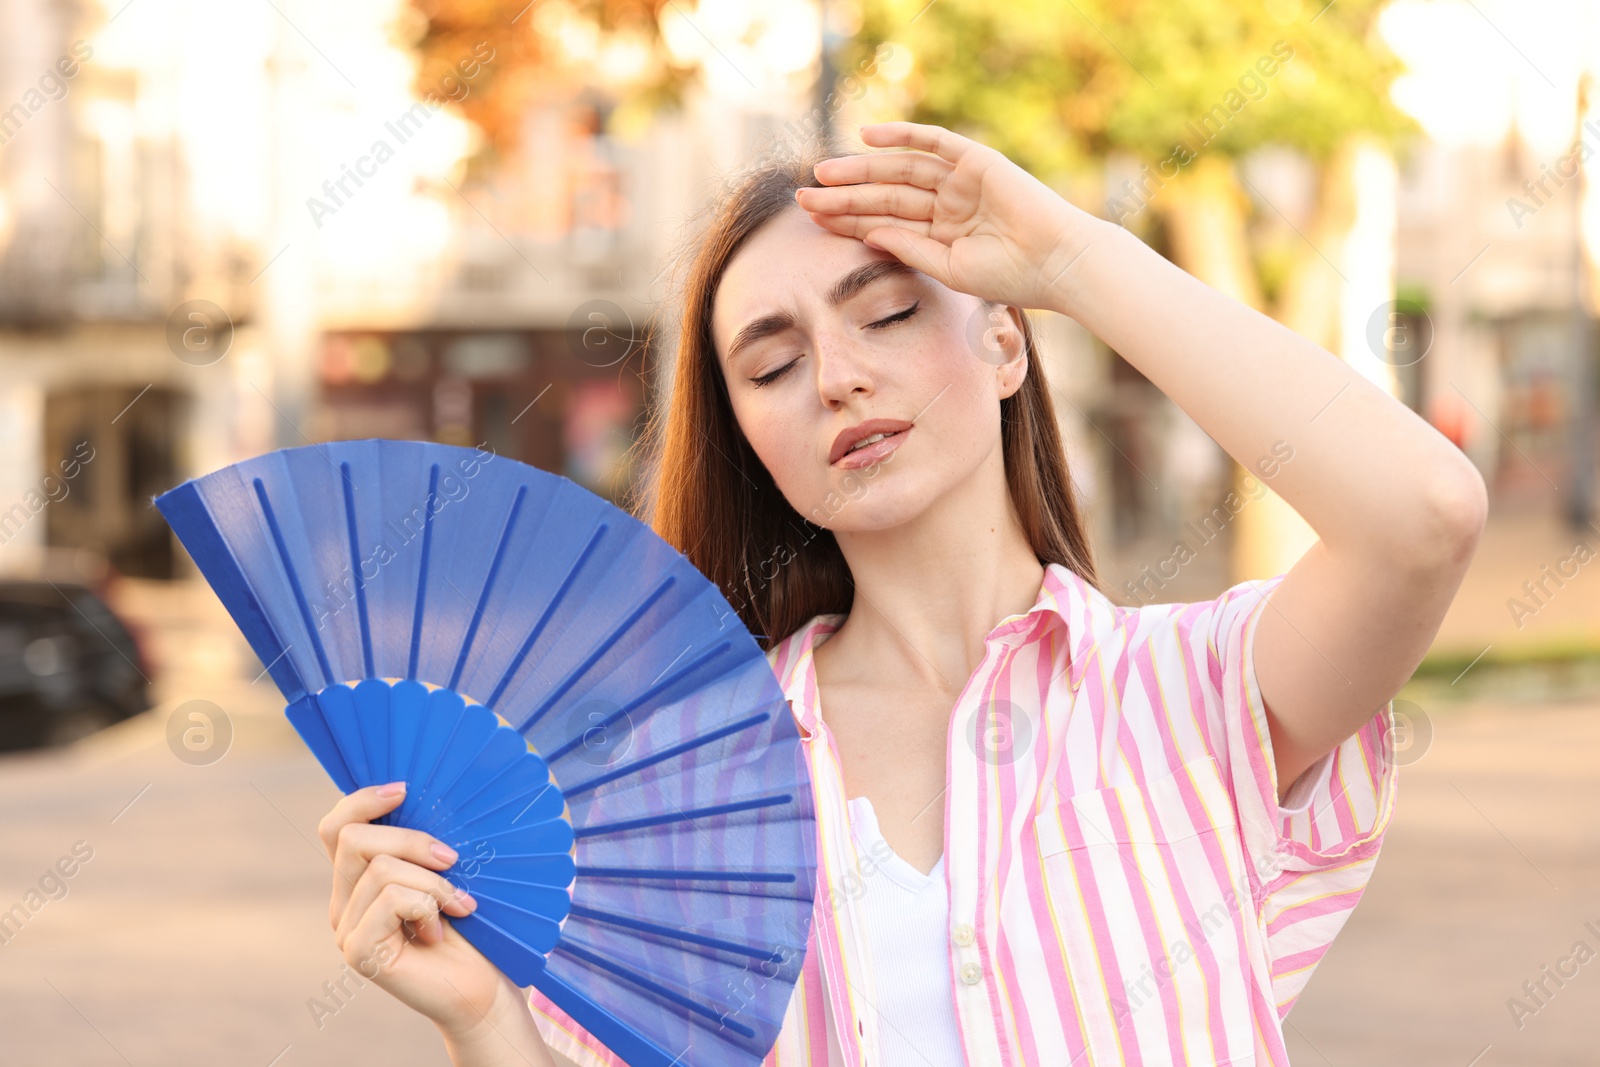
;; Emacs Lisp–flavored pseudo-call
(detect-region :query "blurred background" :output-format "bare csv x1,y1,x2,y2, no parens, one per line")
1,0,1598,1063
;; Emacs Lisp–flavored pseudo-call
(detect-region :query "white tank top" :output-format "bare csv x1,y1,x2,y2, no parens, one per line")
845,794,968,1066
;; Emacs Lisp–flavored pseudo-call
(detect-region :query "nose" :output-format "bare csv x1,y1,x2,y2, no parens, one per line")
812,325,875,408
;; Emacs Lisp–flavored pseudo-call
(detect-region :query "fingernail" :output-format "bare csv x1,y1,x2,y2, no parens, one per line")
377,780,405,797
431,841,458,864
457,889,477,912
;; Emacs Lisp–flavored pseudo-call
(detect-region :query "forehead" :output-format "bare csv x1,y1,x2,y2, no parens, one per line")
725,204,854,281
712,207,903,339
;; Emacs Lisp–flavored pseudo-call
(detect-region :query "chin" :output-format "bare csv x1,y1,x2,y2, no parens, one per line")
819,484,940,533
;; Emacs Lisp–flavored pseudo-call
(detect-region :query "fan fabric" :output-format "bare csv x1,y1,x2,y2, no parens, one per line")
154,439,817,1066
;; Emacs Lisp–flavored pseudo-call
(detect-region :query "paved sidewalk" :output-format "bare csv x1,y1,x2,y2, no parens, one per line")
1284,698,1600,1067
1426,507,1600,662
0,686,1594,1063
0,564,1592,1065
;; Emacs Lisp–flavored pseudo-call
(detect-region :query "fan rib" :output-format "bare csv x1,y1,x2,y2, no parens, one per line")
427,753,534,833
523,576,676,731
252,478,335,687
396,694,471,827
542,640,735,766
574,794,792,840
407,464,440,680
562,711,772,798
576,880,813,906
487,523,608,711
469,817,572,851
576,866,796,884
339,462,375,677
551,938,759,1040
566,903,782,964
418,713,523,825
448,484,528,692
428,766,555,840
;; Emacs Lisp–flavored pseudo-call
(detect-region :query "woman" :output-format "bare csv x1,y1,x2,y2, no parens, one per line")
317,122,1486,1065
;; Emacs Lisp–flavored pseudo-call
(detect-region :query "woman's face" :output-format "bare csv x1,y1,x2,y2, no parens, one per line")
711,203,1027,533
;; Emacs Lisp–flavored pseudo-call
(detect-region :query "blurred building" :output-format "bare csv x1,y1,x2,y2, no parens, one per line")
1077,0,1600,598
0,0,684,584
1,0,1596,597
1394,129,1594,517
308,89,673,503
0,0,199,580
1383,0,1599,526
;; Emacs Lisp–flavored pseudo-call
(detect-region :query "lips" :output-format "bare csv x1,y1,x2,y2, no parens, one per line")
830,418,913,466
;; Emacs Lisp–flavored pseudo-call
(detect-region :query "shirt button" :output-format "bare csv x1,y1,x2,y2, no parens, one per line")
960,961,983,985
952,923,975,946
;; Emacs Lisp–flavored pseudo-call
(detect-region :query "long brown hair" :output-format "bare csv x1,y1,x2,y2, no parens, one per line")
624,131,1103,651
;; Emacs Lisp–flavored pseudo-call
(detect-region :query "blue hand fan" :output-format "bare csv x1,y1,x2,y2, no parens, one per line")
153,439,817,1066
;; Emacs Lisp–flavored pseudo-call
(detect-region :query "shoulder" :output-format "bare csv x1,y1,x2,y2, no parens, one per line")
763,612,846,686
1110,572,1290,677
1037,562,1207,694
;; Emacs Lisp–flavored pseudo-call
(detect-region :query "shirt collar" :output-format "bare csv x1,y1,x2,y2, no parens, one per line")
768,561,1106,742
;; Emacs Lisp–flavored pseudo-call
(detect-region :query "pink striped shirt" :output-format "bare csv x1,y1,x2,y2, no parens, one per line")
527,562,1398,1065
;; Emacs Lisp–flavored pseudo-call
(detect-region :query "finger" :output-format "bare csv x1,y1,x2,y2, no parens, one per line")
849,221,953,281
317,781,409,861
813,148,952,193
802,210,932,246
329,821,460,931
342,882,445,972
858,120,979,165
795,183,937,223
336,852,477,950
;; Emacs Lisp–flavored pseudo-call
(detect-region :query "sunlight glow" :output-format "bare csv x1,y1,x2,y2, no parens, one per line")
660,0,822,101
1380,0,1600,154
83,0,476,310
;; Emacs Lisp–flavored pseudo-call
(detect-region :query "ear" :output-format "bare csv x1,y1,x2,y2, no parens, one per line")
990,305,1029,400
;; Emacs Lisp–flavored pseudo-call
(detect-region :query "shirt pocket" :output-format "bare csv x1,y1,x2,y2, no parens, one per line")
1037,754,1237,854
1034,756,1258,1066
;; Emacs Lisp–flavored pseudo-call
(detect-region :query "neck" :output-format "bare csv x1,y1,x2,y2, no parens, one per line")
819,447,1046,694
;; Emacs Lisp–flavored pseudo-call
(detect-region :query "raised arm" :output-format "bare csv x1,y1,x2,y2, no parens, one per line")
796,121,1488,804
1049,215,1485,801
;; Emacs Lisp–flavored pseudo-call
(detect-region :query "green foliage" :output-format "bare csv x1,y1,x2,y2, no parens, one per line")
1395,280,1432,316
1252,238,1299,310
403,0,1421,197
840,0,1419,183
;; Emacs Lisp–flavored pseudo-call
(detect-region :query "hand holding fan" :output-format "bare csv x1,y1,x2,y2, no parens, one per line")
154,439,817,1066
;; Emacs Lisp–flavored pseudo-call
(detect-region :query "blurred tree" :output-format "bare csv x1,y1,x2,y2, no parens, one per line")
845,0,1413,184
840,0,1422,581
402,0,690,172
403,0,1426,580
842,0,1417,335
406,0,1416,257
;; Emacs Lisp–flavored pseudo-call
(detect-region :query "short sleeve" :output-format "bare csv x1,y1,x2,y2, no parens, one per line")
526,986,630,1067
1205,572,1399,1017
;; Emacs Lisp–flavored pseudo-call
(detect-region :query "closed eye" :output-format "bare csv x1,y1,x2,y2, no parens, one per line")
869,301,920,330
748,301,922,389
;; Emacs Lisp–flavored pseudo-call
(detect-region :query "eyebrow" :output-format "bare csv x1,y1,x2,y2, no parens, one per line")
724,258,928,366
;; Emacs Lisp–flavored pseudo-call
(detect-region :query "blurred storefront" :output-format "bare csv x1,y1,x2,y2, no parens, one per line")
313,327,651,503
0,0,676,584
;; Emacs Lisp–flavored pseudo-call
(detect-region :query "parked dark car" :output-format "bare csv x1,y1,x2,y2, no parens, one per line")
0,580,153,752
